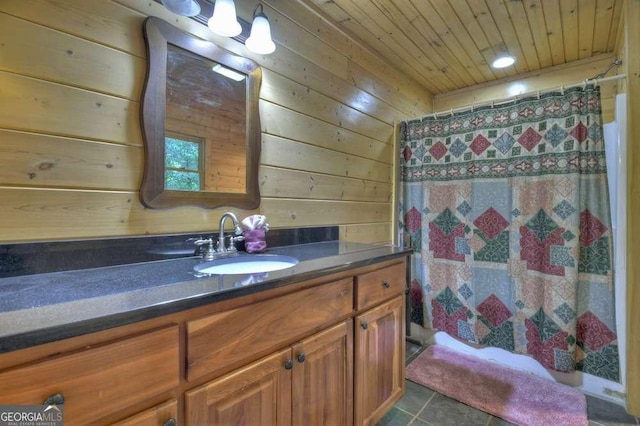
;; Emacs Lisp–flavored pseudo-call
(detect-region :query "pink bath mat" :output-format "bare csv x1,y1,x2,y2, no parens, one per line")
406,345,588,426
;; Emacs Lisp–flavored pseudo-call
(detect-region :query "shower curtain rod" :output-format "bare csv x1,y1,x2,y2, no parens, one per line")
422,73,627,120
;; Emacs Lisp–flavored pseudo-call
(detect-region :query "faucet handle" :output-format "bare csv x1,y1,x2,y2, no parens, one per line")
193,237,214,246
222,234,240,253
193,238,217,261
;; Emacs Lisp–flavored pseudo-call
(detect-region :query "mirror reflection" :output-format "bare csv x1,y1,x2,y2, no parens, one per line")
165,44,247,193
140,17,261,209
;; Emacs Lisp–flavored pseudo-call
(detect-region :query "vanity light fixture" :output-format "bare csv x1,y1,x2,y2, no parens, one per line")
208,0,242,37
492,55,516,69
161,0,201,16
207,1,276,54
212,63,246,81
161,0,277,54
245,4,276,54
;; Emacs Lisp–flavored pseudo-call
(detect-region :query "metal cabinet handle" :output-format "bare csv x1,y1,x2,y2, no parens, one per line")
43,393,65,405
361,322,368,330
163,418,177,426
297,352,306,363
383,280,391,288
284,359,294,370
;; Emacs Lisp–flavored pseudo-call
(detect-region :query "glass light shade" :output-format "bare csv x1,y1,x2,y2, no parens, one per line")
161,0,200,17
492,55,516,69
208,0,242,37
245,14,276,54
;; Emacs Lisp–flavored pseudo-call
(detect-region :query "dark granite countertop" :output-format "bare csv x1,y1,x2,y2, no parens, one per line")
0,241,411,353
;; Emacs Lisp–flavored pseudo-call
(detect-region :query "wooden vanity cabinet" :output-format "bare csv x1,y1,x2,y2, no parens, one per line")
0,256,407,426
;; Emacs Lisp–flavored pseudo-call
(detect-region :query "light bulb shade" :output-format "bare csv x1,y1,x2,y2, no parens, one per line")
161,0,200,17
208,0,242,37
245,14,276,54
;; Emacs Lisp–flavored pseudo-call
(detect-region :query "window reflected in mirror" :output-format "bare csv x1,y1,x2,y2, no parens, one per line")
164,133,203,191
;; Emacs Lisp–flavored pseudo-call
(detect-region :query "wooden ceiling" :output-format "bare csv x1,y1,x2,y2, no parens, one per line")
302,0,623,95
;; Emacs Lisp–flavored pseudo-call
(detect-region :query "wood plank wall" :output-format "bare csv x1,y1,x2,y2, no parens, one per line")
0,0,432,244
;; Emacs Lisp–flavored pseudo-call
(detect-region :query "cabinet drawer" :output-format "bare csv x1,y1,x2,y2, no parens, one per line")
186,278,353,381
355,262,406,310
112,399,178,426
0,326,180,426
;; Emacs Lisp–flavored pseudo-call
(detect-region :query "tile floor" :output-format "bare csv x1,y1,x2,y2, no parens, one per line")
377,341,640,426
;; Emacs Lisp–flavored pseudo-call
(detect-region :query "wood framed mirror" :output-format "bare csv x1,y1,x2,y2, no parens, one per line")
140,16,261,209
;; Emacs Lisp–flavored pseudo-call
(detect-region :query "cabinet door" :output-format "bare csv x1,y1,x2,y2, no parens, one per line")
291,320,353,426
354,296,405,426
185,348,292,426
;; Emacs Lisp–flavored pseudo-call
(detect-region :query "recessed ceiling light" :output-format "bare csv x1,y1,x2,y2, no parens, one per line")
492,55,516,69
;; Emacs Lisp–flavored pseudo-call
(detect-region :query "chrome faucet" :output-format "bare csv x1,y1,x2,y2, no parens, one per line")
192,212,245,260
217,212,243,256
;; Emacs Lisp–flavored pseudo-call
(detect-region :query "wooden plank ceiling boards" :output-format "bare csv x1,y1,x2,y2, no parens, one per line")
302,0,622,95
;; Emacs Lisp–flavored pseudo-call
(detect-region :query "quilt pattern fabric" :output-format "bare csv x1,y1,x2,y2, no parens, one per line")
399,86,619,381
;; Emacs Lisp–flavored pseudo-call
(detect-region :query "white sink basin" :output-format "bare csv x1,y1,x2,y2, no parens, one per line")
194,254,299,275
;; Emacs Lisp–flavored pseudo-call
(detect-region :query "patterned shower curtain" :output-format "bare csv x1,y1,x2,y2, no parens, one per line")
398,86,619,381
